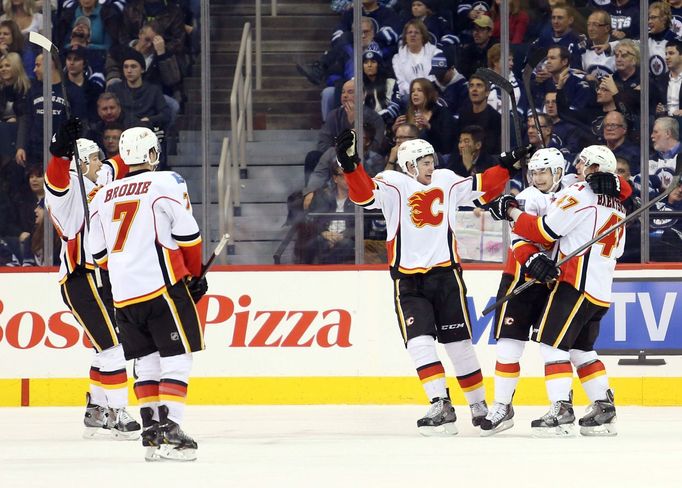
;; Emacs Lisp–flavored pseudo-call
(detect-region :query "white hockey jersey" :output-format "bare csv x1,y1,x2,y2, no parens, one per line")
345,164,509,274
44,156,97,283
89,170,202,307
513,181,625,303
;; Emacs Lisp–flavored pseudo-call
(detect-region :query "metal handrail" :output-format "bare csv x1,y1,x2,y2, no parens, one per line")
218,137,235,264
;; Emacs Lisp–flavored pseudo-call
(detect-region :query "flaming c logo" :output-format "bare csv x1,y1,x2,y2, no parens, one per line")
408,188,444,227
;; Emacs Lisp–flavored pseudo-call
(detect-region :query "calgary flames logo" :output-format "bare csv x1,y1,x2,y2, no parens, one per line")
408,188,444,228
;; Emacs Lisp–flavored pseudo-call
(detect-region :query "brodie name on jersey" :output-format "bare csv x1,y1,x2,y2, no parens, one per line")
104,181,152,202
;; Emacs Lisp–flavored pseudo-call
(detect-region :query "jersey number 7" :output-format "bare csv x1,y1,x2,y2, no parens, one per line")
112,200,140,253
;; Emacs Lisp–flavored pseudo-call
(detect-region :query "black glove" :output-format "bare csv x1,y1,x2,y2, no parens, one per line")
586,171,620,198
524,253,560,283
499,144,534,171
489,195,519,221
49,117,82,158
187,276,208,303
335,129,360,172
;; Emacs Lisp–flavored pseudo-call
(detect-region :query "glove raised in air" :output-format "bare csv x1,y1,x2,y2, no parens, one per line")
50,117,82,159
498,144,535,171
335,129,360,172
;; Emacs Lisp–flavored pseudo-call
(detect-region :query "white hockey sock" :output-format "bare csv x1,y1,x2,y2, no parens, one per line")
494,338,525,405
407,336,447,402
88,352,107,406
160,353,193,424
540,344,572,403
444,340,485,405
97,344,129,409
134,352,161,422
571,350,610,402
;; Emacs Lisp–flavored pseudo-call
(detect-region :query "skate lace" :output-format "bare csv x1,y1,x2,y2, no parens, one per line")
542,401,563,420
470,400,487,418
425,399,445,418
488,402,509,423
113,408,136,425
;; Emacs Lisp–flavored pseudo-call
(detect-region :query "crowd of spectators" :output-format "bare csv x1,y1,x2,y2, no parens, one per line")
0,0,199,267
294,0,682,264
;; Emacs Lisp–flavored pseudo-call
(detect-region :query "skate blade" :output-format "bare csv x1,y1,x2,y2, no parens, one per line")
531,423,576,438
580,423,617,437
149,445,198,462
418,422,458,437
82,427,111,440
111,429,141,441
480,419,514,437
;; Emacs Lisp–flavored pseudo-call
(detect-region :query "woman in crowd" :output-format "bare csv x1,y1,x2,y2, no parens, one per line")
0,0,42,35
0,19,36,79
392,19,438,97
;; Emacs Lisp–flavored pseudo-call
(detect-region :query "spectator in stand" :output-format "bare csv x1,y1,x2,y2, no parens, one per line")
452,0,491,44
580,10,617,81
54,0,121,50
403,0,458,49
458,15,495,80
603,110,640,174
457,73,501,155
383,121,418,172
429,48,468,116
361,44,398,122
650,116,681,174
63,16,108,87
489,0,528,45
590,0,640,41
533,45,594,112
107,48,171,131
650,183,682,262
614,156,641,262
102,122,123,158
15,53,86,166
446,124,494,177
653,39,682,122
527,113,554,151
543,90,581,164
120,0,187,62
486,43,521,116
0,184,25,266
391,77,455,156
600,40,640,125
63,45,103,123
529,3,582,69
0,0,42,35
649,2,676,78
0,52,29,164
331,0,400,54
0,19,36,80
85,92,136,146
392,19,438,97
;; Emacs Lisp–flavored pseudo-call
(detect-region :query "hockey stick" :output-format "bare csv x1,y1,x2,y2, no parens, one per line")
481,156,682,316
199,233,230,280
474,68,523,149
29,32,102,284
521,48,547,148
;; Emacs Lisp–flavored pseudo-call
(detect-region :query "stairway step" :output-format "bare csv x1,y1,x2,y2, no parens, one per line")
212,3,332,16
176,114,322,131
211,26,333,42
177,129,317,143
213,39,330,53
184,99,320,115
210,15,337,30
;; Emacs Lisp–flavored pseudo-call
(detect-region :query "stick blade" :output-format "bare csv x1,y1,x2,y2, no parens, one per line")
28,31,59,55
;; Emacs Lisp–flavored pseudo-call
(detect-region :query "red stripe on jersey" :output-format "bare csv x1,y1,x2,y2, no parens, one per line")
45,156,71,191
344,164,376,205
495,362,521,375
65,232,83,272
545,361,572,377
577,360,606,380
558,252,585,290
387,237,397,267
512,213,556,247
178,242,202,278
99,369,128,386
159,380,188,399
417,362,445,382
108,154,129,180
457,369,483,390
474,165,510,204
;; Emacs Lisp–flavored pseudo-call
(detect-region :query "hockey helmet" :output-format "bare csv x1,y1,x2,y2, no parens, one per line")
70,138,103,174
396,138,437,180
527,147,565,192
119,127,160,166
577,145,617,175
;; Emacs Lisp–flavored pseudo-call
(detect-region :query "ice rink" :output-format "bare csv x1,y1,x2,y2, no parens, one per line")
1,405,680,488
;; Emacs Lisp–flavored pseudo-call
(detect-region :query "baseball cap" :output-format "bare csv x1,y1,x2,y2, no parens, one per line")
473,16,493,29
64,45,87,60
430,49,456,77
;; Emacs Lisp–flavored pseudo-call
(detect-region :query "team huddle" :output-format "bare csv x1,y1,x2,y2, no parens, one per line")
44,118,207,461
337,128,630,437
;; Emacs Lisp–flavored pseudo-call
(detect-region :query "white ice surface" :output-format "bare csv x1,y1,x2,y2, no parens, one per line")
1,406,680,488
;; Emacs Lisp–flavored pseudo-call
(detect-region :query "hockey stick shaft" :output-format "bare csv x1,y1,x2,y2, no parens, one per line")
199,233,230,280
474,68,523,147
481,163,682,316
521,49,547,148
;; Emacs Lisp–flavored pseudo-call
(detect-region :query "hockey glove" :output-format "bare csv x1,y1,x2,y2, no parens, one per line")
187,276,208,303
489,194,519,221
586,171,620,198
498,144,534,171
336,129,360,172
524,253,560,283
49,117,82,159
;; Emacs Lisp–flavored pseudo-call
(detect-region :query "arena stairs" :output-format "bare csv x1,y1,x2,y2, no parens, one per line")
170,0,336,263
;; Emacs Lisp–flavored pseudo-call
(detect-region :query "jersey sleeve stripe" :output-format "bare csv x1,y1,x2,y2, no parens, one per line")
173,232,202,247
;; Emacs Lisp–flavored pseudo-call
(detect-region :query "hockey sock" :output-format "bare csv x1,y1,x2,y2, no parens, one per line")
134,352,161,422
443,340,485,405
97,344,129,409
540,344,572,403
407,336,447,401
571,350,609,402
494,338,525,404
159,353,193,424
88,353,107,406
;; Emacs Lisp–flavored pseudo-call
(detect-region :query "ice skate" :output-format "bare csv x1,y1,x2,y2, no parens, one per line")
579,389,617,437
470,399,488,427
145,406,198,462
480,402,514,437
82,392,110,439
108,407,141,440
417,397,458,436
531,394,576,438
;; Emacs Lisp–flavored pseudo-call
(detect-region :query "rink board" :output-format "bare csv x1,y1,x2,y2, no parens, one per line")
0,266,681,406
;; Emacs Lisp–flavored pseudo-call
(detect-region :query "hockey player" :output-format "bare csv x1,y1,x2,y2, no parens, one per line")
492,145,626,437
89,126,208,461
482,147,631,436
44,120,141,440
336,128,531,435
